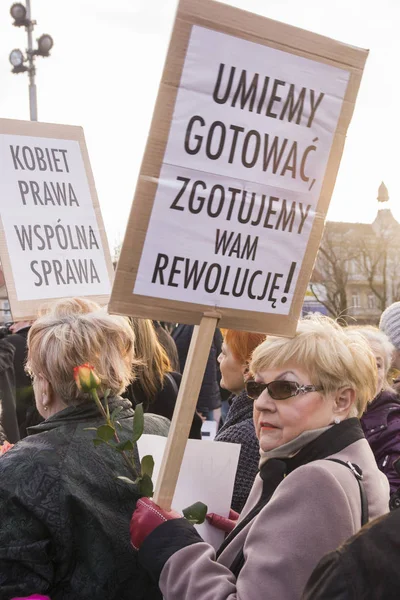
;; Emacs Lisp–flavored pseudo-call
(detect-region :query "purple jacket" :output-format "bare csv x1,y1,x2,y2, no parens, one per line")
361,390,400,495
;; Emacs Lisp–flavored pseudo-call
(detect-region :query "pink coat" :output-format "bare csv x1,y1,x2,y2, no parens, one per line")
154,438,389,599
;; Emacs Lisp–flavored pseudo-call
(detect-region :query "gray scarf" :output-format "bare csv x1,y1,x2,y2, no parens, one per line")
259,425,332,468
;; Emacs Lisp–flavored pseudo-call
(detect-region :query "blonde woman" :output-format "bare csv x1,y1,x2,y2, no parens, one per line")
39,296,103,316
0,303,168,599
125,318,202,439
348,325,400,496
130,316,389,600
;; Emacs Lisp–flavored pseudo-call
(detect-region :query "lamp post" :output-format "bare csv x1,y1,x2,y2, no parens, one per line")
9,1,54,121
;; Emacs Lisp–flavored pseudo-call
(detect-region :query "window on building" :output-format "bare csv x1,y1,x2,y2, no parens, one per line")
351,293,361,308
367,294,376,309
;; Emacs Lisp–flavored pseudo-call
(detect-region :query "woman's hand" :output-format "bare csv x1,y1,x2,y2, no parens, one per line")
206,508,240,533
130,497,182,550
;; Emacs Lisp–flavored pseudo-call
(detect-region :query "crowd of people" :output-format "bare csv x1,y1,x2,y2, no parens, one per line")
1,298,400,599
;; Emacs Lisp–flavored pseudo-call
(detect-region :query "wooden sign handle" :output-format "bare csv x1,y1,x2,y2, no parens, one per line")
153,314,219,510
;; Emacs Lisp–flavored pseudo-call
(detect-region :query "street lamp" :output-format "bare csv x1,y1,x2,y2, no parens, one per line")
8,1,54,121
36,34,54,56
9,49,27,73
10,3,29,26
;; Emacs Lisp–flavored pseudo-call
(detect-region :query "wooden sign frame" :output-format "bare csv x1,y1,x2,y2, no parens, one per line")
0,118,114,320
109,0,368,337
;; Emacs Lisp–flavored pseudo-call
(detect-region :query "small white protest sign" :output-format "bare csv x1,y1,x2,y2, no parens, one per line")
133,25,349,316
137,434,240,549
0,121,113,318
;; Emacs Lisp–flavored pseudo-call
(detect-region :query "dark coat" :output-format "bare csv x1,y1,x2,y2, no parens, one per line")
172,324,222,413
0,396,169,600
138,420,389,599
125,371,202,439
302,509,400,600
360,390,400,495
7,327,42,438
214,390,259,512
0,338,19,444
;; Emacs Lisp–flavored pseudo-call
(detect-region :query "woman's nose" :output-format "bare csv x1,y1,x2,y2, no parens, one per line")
255,389,276,412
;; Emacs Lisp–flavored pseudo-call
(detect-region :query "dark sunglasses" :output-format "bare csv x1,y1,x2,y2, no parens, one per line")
245,379,322,401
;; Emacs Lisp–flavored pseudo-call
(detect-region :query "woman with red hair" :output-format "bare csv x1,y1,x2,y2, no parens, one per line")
215,329,266,512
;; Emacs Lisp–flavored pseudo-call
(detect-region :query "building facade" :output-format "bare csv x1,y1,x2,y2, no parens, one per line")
308,183,400,324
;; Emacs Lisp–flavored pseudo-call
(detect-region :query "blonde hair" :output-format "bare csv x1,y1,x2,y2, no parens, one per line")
39,297,102,317
129,318,171,401
251,315,377,418
346,325,394,391
27,309,137,404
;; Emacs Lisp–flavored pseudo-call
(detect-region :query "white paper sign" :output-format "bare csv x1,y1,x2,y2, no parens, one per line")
201,419,218,441
0,134,111,301
137,434,241,549
134,25,349,315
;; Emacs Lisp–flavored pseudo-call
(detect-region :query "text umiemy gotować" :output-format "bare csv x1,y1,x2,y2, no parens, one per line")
145,58,328,308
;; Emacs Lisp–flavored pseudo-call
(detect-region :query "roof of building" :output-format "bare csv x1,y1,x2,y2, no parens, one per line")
325,208,400,238
378,181,389,203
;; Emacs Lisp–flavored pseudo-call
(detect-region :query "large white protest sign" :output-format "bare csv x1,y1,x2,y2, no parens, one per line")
138,434,240,549
110,0,368,335
0,119,113,319
134,26,349,315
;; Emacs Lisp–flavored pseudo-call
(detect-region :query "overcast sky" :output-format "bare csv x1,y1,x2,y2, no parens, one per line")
1,0,398,253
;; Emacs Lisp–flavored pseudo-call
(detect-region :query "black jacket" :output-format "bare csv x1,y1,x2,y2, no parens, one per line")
0,338,19,444
7,327,41,437
172,324,222,412
125,371,202,439
302,509,400,600
0,396,169,600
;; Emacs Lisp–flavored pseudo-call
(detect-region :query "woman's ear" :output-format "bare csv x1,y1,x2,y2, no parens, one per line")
333,387,356,418
37,376,54,406
242,364,249,377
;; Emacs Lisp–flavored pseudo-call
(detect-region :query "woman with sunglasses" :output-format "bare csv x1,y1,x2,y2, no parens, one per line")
130,316,390,599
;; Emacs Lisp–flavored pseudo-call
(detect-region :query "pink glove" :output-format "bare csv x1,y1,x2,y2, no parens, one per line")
130,497,181,550
206,508,240,533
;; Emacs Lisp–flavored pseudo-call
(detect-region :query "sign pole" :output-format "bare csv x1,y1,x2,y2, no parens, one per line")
153,313,219,510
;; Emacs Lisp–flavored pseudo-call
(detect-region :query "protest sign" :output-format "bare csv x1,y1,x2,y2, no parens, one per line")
138,434,240,549
109,0,368,510
110,0,367,336
0,119,113,320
